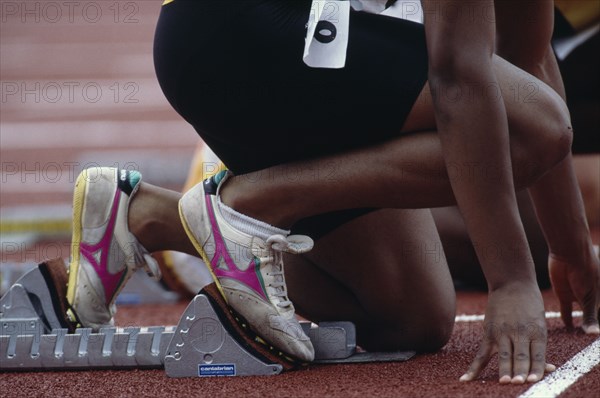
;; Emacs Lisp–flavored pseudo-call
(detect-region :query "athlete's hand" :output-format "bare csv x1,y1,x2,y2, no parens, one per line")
460,281,555,384
549,249,600,334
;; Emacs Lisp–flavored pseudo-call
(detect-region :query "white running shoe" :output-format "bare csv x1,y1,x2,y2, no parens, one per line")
179,171,315,362
66,167,160,330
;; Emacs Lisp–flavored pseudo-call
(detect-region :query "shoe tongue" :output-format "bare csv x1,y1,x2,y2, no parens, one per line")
270,255,285,292
262,253,291,310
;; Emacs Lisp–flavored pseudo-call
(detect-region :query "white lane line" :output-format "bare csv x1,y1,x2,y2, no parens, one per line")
455,311,583,323
455,314,485,322
518,338,600,398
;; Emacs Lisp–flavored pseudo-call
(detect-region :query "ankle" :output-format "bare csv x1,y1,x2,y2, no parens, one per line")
127,183,164,252
219,176,296,229
128,203,157,252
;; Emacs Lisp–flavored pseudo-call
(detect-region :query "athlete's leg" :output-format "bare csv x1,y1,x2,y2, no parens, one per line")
130,54,570,249
285,208,455,353
135,192,457,352
152,1,570,230
217,55,571,229
127,52,569,351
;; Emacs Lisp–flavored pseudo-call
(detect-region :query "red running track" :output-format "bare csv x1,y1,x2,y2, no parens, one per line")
1,290,598,398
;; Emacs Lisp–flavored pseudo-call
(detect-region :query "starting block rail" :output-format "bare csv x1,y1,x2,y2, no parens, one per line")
1,259,415,376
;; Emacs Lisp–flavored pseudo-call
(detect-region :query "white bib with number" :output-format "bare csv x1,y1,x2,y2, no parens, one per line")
303,0,424,69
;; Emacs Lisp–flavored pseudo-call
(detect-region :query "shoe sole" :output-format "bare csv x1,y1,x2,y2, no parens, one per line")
66,169,89,305
40,258,77,332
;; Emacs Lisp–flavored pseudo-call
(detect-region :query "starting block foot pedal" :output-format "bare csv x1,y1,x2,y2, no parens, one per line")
1,259,176,371
165,283,297,377
1,258,74,334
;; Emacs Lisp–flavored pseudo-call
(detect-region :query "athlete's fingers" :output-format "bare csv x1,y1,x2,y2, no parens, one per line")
549,257,575,329
460,340,494,382
581,304,600,334
511,340,531,384
581,274,600,334
526,340,547,383
529,363,556,383
581,319,600,334
497,336,513,384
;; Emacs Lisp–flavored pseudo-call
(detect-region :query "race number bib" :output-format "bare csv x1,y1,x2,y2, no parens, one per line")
304,1,421,68
304,0,351,69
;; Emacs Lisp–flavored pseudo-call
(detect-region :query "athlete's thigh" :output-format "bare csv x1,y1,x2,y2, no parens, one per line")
174,4,431,173
401,55,568,139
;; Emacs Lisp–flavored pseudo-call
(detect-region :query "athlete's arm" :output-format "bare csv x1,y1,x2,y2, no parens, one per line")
495,0,600,334
421,0,548,383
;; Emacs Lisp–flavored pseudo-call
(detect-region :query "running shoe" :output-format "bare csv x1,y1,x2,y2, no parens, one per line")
179,171,315,362
66,167,160,330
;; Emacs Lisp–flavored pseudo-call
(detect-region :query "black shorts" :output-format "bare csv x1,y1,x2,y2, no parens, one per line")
553,8,600,154
154,0,429,237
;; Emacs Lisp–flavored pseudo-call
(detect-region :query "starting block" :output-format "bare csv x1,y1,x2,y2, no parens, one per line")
0,259,415,376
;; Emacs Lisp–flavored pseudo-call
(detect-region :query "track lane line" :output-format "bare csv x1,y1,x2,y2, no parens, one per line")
455,311,583,323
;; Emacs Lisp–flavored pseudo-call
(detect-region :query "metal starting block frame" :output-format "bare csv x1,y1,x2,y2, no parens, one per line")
1,261,414,376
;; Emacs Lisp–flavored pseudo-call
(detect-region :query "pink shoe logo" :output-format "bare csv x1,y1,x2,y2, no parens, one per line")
205,195,268,301
79,190,126,304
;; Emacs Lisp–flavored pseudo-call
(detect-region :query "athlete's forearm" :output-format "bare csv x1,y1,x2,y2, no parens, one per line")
429,67,537,288
424,0,537,289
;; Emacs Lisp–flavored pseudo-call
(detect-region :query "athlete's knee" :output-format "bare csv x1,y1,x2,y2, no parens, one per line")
410,305,455,352
358,316,453,353
358,298,455,353
541,93,573,164
410,319,454,352
514,92,573,186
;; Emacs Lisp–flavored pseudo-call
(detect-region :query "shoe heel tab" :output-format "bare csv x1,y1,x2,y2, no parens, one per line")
204,170,231,196
117,169,142,196
212,170,233,186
